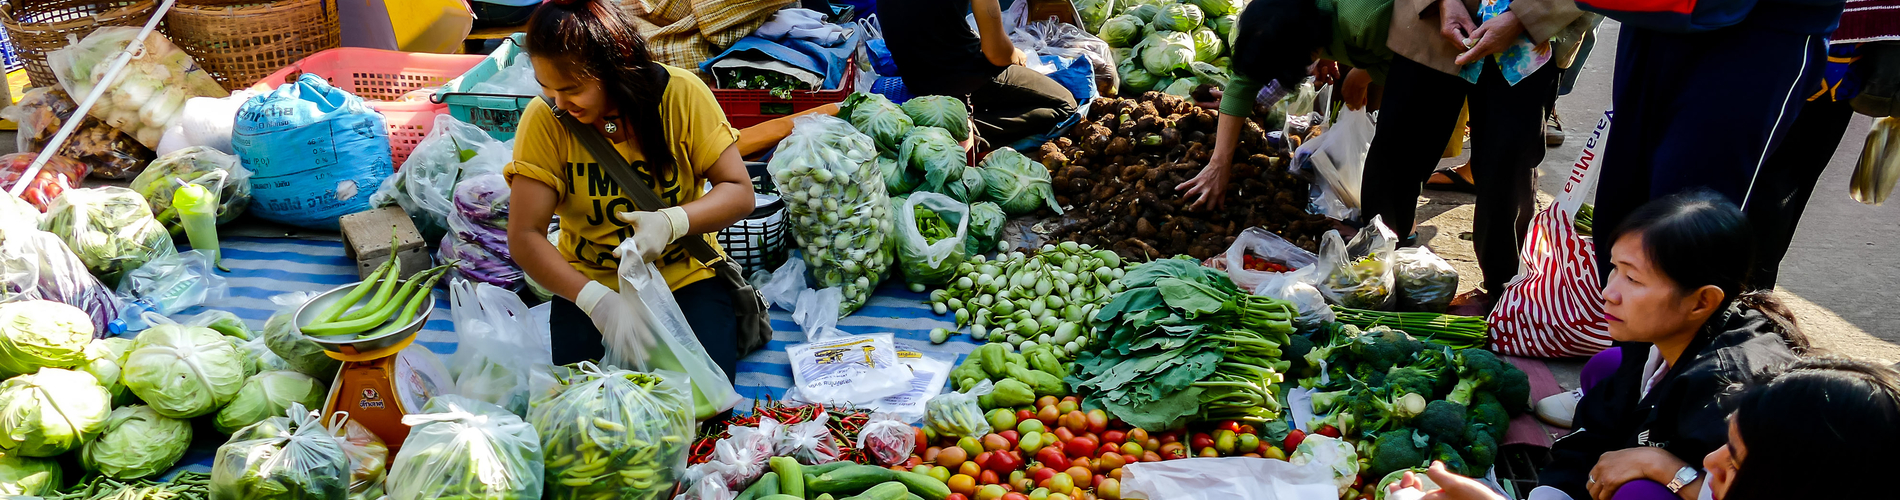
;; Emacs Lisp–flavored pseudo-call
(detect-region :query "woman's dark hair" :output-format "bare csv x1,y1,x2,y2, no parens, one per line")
1231,0,1332,92
1721,356,1900,500
1609,189,1806,351
527,0,673,168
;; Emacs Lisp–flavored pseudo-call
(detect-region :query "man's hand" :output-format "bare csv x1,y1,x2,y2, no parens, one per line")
1341,68,1372,110
1456,11,1526,65
1011,47,1029,66
1588,448,1691,500
1177,156,1233,210
1439,0,1479,51
1311,59,1341,86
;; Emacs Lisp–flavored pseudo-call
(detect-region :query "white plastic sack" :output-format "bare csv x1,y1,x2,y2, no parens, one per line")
1224,227,1319,292
792,287,844,339
1255,267,1334,329
607,238,743,420
1296,107,1373,221
773,418,842,465
470,52,540,96
758,257,807,312
372,114,510,240
1394,247,1459,313
448,278,553,418
680,424,774,500
786,332,912,406
1119,457,1337,500
893,192,970,286
855,413,917,466
865,341,951,423
0,225,124,335
116,250,226,315
156,91,259,156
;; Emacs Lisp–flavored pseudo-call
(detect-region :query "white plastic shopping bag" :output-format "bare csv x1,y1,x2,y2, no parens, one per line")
606,238,744,419
1119,457,1337,500
1295,107,1374,221
448,278,553,418
1487,109,1614,358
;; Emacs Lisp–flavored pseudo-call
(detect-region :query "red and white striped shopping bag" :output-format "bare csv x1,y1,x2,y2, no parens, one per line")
1486,110,1614,358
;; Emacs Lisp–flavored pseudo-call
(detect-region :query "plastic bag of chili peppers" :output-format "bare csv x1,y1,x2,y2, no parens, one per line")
681,424,774,498
775,418,843,465
855,413,916,466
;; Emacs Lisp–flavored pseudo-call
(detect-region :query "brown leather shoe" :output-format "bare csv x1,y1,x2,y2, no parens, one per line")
1447,289,1497,317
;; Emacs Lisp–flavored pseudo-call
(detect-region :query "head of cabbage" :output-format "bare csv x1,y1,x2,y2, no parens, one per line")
1162,78,1198,97
1137,31,1196,76
900,95,971,142
1118,49,1159,92
0,451,62,495
879,155,922,196
847,92,913,154
0,299,94,379
0,367,111,457
1076,0,1116,32
1210,14,1237,39
82,337,133,405
1192,28,1224,62
947,166,987,204
1124,3,1162,23
264,305,342,379
965,201,1009,256
1153,3,1206,32
1100,15,1144,48
900,126,969,193
1188,0,1238,17
979,148,1063,216
123,324,248,418
215,370,329,435
81,405,192,479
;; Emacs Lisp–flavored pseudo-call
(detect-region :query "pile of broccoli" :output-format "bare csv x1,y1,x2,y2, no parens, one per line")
1293,324,1532,480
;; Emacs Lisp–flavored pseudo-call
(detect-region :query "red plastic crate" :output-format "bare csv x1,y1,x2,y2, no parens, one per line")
714,63,855,129
250,48,487,166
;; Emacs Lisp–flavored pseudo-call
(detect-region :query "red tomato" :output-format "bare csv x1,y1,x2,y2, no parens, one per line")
979,470,1000,485
1284,429,1308,451
1315,425,1341,439
1101,430,1126,444
1036,446,1071,470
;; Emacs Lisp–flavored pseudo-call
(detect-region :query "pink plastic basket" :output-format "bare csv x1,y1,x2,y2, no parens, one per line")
252,48,487,166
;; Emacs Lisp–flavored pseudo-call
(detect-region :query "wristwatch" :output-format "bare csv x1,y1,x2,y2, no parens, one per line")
1665,466,1700,493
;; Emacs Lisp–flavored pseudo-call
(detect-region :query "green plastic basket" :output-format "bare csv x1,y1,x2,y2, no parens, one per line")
433,33,536,141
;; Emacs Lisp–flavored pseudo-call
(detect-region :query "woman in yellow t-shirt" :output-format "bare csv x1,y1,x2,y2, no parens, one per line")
506,0,754,373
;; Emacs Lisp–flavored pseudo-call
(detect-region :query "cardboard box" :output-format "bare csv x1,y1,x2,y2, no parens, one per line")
339,206,430,280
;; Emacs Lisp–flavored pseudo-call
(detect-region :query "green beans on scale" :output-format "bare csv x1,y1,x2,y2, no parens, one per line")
921,241,1131,354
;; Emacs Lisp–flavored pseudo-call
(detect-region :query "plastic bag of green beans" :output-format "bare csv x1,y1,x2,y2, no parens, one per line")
384,394,543,500
530,363,694,500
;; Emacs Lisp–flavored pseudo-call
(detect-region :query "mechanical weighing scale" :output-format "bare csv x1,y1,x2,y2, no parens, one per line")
293,283,452,456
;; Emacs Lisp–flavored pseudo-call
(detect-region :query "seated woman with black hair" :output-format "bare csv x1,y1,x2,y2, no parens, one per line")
1388,356,1900,500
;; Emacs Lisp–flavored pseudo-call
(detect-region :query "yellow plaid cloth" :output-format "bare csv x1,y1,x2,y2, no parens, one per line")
617,0,796,81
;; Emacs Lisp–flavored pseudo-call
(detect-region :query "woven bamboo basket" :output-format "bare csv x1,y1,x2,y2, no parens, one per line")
163,0,339,91
0,0,157,88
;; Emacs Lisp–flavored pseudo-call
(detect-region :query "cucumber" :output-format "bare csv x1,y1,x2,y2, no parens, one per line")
737,472,779,500
890,471,952,500
809,464,898,494
770,457,804,498
842,482,911,500
808,461,858,475
757,495,803,500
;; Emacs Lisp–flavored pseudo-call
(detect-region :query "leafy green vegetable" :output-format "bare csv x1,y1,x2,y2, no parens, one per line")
82,405,192,479
81,336,133,405
0,367,111,457
1124,3,1162,22
1118,49,1159,92
1189,61,1233,88
849,92,914,154
386,395,543,500
978,148,1063,216
215,370,329,435
130,146,252,234
1076,0,1116,31
901,126,969,194
895,193,969,286
0,450,61,495
1162,78,1197,97
122,324,248,418
1209,14,1237,39
947,165,987,204
1136,31,1196,76
210,403,351,500
1152,3,1206,32
0,299,93,379
1191,28,1223,62
880,155,923,196
1100,15,1145,47
1188,0,1237,17
901,95,971,141
965,201,1008,255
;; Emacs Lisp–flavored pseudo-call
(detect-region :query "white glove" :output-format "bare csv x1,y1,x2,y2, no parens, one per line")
614,207,690,263
575,281,655,367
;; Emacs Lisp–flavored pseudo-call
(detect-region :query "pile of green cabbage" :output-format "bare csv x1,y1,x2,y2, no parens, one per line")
40,186,178,285
210,403,351,500
0,451,62,495
0,299,93,379
82,405,192,479
122,324,247,418
979,148,1064,216
766,114,895,315
0,367,111,457
845,92,913,155
1092,0,1240,96
901,96,971,142
214,370,328,434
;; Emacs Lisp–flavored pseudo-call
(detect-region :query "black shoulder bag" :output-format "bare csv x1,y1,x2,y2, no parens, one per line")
544,72,773,358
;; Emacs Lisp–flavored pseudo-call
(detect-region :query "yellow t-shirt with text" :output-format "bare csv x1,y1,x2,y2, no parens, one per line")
504,65,740,291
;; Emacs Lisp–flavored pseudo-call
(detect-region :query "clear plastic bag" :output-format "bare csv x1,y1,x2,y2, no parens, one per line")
758,257,807,312
530,364,694,500
925,379,995,439
774,418,843,465
1393,247,1459,313
325,414,389,500
209,403,351,500
856,413,918,466
1224,227,1319,292
786,332,913,406
894,192,970,286
1315,216,1397,310
442,173,522,291
116,250,226,315
372,114,510,241
186,309,253,340
766,114,894,315
0,225,124,335
0,190,40,226
470,52,541,96
129,146,251,234
47,27,227,149
263,291,342,379
867,341,951,423
681,424,774,499
449,278,553,418
1295,107,1373,221
386,395,544,500
40,186,177,286
608,241,743,420
1,87,155,179
0,152,89,212
1255,267,1335,329
791,287,843,339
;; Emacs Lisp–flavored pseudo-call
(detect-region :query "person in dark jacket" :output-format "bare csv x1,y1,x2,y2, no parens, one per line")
1533,191,1807,500
875,0,1077,149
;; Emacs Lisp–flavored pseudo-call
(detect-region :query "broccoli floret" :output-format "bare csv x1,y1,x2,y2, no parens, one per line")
1447,348,1506,405
1415,400,1467,444
1431,442,1472,477
1360,391,1428,436
1284,333,1317,376
1493,360,1532,415
1462,425,1498,475
1349,334,1406,374
1385,365,1439,400
1470,392,1510,443
1369,326,1425,361
1366,429,1431,479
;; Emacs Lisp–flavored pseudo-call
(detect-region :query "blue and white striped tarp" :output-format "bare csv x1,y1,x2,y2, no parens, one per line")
161,236,982,475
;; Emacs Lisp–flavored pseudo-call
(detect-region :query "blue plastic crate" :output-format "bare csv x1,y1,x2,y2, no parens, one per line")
432,33,534,142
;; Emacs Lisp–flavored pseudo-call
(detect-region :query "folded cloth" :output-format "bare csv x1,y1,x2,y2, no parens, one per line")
620,0,796,79
756,8,848,46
